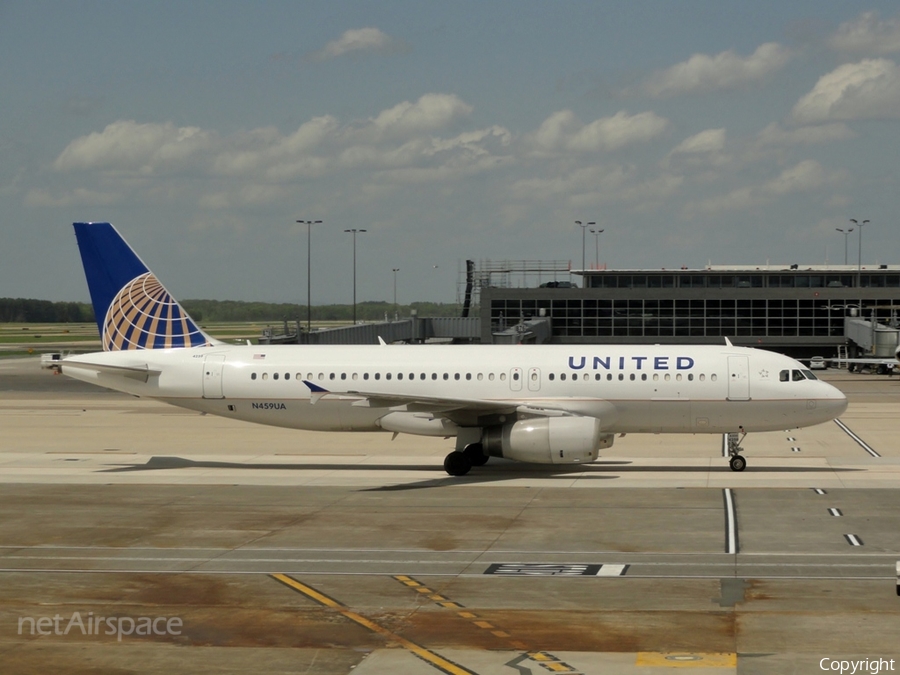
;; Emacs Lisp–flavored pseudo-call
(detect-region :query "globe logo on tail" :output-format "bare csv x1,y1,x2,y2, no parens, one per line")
103,273,210,350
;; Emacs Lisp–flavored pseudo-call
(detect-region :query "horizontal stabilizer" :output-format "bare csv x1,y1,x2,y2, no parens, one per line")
62,359,160,383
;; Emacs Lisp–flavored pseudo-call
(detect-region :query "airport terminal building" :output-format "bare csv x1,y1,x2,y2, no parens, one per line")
481,264,900,356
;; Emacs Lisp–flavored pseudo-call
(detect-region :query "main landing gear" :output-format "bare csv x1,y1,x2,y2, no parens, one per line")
727,427,747,472
443,443,488,476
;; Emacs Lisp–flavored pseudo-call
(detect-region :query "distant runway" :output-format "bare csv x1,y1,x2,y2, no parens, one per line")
2,357,899,674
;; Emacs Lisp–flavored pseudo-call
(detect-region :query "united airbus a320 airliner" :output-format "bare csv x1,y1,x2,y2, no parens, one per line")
62,222,848,476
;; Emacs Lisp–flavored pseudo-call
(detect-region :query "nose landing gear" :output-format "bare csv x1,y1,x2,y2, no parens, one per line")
727,427,747,472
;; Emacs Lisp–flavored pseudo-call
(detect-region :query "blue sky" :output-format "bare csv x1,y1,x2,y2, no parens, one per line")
3,1,899,305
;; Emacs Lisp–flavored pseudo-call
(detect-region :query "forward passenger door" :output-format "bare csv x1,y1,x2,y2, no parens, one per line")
727,356,750,401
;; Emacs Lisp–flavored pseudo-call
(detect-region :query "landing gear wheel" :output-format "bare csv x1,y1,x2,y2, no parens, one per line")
463,443,489,466
729,455,747,472
726,427,747,472
444,451,472,476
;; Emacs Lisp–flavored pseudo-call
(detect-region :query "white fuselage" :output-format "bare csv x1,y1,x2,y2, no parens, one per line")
63,343,847,436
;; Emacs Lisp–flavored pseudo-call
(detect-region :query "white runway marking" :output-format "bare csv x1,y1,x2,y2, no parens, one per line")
834,419,880,458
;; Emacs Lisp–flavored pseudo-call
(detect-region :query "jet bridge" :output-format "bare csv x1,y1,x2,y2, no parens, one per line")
844,316,900,358
260,317,482,345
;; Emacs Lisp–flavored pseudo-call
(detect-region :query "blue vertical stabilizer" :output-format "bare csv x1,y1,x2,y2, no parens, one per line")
73,222,214,350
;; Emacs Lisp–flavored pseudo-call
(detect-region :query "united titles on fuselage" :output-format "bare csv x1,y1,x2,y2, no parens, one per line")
567,355,695,371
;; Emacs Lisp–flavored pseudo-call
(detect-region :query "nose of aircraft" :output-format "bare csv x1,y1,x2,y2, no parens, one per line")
818,380,848,418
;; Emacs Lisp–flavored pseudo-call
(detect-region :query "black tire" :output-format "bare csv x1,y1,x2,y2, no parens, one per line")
444,451,472,476
463,443,489,466
729,455,747,472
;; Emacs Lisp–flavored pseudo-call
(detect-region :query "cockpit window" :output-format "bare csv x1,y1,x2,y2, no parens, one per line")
781,368,817,382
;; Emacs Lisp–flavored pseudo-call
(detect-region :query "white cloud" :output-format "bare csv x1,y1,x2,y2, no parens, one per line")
687,160,843,216
791,59,900,123
766,159,830,195
641,43,792,98
671,129,726,155
526,110,669,155
509,164,682,207
367,94,474,140
755,122,856,146
52,95,511,207
664,129,730,170
830,11,900,55
53,120,214,174
24,187,121,208
307,27,406,62
211,117,339,176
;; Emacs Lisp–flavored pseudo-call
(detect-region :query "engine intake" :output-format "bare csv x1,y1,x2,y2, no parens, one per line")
482,417,611,464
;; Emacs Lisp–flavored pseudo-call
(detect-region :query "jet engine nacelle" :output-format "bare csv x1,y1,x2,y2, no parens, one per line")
482,417,612,464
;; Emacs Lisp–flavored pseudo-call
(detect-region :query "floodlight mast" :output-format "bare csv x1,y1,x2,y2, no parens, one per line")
344,229,368,324
297,219,322,332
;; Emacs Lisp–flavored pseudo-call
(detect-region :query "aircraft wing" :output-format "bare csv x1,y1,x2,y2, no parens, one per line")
302,380,574,420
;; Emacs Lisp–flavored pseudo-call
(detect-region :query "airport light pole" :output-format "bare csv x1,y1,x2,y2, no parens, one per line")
344,228,367,325
575,220,595,274
850,218,869,291
297,219,322,332
392,268,400,318
589,228,604,270
835,227,853,265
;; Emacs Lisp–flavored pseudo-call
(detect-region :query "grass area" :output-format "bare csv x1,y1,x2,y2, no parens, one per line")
0,334,98,344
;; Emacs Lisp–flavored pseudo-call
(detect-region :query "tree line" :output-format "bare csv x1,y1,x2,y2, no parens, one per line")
0,298,465,323
0,298,94,323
